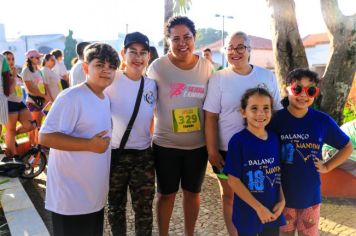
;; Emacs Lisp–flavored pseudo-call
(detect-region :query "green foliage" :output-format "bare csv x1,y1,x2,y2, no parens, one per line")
195,28,227,49
343,99,356,123
64,30,77,70
173,0,192,14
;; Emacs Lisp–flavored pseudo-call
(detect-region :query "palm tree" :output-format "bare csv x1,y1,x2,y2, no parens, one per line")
163,0,192,53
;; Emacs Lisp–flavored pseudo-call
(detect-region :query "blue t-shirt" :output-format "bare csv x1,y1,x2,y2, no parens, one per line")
224,129,286,235
268,108,350,208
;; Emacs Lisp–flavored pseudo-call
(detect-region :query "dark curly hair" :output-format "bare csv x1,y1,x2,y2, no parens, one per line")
165,16,196,38
286,68,320,85
84,42,119,68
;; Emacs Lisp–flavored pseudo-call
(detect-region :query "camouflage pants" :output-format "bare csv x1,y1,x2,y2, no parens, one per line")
108,148,155,236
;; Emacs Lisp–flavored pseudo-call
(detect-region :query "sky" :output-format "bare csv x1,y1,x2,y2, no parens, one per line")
0,0,355,45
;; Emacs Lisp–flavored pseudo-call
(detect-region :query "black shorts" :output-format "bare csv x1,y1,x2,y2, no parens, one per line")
8,101,27,113
153,143,208,194
51,208,104,236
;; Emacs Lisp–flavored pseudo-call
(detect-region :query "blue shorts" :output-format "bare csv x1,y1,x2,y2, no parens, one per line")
8,101,28,114
153,143,208,194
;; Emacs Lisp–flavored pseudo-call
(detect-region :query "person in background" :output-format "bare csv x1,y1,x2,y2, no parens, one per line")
42,54,62,101
2,51,34,158
147,16,213,236
203,31,282,236
51,49,69,89
39,42,119,236
22,49,50,145
203,48,223,71
323,119,356,176
106,32,156,236
148,46,159,67
70,42,90,87
0,54,11,156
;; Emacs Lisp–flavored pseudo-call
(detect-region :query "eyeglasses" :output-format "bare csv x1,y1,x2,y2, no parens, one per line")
30,57,41,60
227,44,250,54
169,35,194,44
290,82,319,98
127,50,149,58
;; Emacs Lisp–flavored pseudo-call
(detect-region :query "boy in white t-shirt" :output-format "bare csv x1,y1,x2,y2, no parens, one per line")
39,43,119,236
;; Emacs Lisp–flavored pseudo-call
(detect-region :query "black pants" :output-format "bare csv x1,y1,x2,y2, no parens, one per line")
51,208,104,236
239,227,279,236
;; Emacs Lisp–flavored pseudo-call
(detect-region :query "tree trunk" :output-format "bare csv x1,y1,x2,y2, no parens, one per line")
319,0,356,124
164,0,174,54
267,0,309,94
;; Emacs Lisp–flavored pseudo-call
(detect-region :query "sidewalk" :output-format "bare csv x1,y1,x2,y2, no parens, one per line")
23,165,356,236
0,177,49,236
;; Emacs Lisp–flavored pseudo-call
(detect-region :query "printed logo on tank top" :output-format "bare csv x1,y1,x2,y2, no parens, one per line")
170,82,205,98
243,157,281,193
280,133,321,164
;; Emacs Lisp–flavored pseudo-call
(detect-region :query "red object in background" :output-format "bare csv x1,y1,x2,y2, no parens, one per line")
321,168,356,198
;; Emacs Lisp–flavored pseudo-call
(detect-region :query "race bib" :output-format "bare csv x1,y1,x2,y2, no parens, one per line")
15,85,23,98
38,83,45,94
172,107,201,132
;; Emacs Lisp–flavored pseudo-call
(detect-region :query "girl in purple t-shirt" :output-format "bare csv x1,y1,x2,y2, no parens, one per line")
224,88,286,236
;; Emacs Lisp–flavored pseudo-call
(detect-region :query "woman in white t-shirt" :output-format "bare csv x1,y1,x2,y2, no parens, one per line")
105,32,157,235
42,54,62,101
147,16,213,236
203,31,282,236
21,49,50,145
2,51,34,158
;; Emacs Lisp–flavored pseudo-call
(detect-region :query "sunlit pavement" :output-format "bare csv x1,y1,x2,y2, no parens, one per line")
23,165,356,236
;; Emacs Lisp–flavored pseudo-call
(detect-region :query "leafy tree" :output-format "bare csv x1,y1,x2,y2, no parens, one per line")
163,0,191,53
195,28,227,49
64,30,77,70
267,0,356,124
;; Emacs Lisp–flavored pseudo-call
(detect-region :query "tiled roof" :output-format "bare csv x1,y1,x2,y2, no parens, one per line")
197,35,272,53
303,33,329,47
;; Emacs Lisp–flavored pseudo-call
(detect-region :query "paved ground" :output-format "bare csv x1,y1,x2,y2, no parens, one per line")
22,165,356,236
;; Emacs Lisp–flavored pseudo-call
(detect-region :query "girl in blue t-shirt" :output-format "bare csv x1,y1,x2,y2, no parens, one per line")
269,68,353,236
224,88,286,236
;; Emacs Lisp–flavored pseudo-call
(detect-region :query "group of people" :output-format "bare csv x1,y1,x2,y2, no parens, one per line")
0,15,353,236
0,41,96,159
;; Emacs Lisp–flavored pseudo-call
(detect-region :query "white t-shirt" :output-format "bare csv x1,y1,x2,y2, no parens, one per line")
105,71,157,150
41,67,62,100
7,76,23,103
203,66,282,151
70,60,86,87
21,67,45,104
147,55,213,149
53,60,68,78
40,84,112,215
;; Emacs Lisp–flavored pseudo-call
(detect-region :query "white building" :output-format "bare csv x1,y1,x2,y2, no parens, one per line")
0,23,65,67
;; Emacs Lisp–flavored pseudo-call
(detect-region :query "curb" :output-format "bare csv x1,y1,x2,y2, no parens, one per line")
0,177,49,236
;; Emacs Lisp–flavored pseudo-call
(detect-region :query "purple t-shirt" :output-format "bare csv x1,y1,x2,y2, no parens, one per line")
224,129,285,235
268,108,350,208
